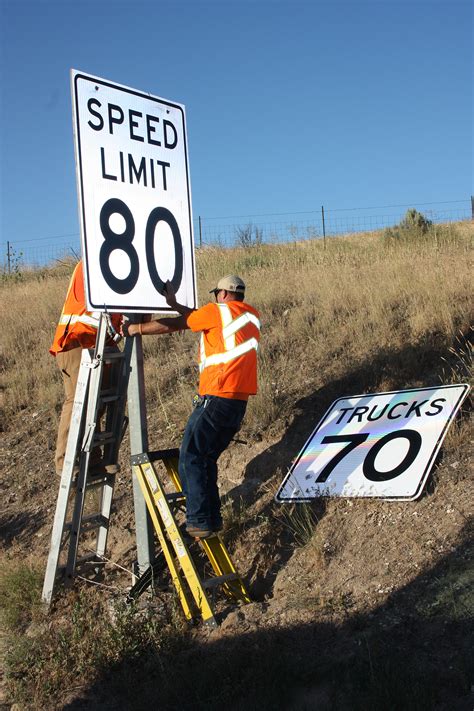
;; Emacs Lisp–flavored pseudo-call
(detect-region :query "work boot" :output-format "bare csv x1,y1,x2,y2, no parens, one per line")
185,525,217,540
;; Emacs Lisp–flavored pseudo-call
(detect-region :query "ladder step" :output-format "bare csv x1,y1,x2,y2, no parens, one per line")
92,432,117,445
58,552,102,574
165,492,186,505
82,514,109,531
65,514,108,532
202,573,239,590
103,350,126,362
100,393,121,404
148,448,180,462
86,476,110,488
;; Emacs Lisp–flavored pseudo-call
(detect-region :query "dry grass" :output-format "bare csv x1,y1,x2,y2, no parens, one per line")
1,221,472,711
1,223,472,437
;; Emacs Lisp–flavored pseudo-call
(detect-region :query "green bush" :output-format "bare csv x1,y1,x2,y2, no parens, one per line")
383,208,434,243
0,562,43,630
399,208,433,233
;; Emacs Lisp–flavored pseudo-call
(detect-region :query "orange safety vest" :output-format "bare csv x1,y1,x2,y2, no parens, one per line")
49,262,121,355
187,301,261,400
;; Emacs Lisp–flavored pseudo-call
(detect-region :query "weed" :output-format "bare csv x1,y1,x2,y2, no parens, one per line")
440,327,473,385
276,502,319,547
399,207,433,233
381,209,469,251
235,223,263,247
0,560,43,630
3,585,187,708
221,496,248,542
1,243,24,282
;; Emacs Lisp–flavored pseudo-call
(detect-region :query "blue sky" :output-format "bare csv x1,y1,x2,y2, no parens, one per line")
0,0,472,262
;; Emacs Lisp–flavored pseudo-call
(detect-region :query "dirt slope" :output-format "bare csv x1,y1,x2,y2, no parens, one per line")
0,373,472,709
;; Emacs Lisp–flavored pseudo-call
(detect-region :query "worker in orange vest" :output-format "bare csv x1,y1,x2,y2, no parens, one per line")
121,274,260,538
50,261,122,476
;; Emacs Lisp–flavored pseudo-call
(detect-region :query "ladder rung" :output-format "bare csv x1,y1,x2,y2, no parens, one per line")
85,476,110,487
65,514,108,532
100,393,121,404
202,573,239,590
165,492,186,505
58,552,100,573
148,448,180,462
92,432,117,444
103,351,126,362
82,514,109,530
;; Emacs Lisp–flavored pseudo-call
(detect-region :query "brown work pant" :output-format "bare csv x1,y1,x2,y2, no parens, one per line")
54,347,108,475
55,347,83,474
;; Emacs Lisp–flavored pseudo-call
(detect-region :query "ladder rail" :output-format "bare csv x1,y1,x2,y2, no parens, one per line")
65,315,110,581
42,350,92,604
66,452,94,585
133,457,217,626
133,463,195,621
95,478,115,557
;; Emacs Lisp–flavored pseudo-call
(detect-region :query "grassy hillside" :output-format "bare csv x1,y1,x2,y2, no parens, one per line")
0,220,472,710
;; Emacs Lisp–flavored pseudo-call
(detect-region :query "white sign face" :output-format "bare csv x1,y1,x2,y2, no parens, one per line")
276,384,470,502
71,70,197,313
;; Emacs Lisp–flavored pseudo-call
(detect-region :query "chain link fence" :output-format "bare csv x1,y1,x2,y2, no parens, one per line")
2,199,472,269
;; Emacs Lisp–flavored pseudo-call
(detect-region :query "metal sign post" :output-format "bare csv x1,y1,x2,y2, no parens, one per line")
124,323,155,574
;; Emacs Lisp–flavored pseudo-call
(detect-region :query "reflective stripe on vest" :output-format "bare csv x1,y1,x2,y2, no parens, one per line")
199,304,261,373
59,312,100,328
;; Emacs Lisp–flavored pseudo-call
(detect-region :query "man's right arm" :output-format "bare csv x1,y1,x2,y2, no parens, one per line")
122,315,189,337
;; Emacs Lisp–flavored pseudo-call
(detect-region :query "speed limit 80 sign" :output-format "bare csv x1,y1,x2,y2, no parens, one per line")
71,70,197,312
276,384,470,502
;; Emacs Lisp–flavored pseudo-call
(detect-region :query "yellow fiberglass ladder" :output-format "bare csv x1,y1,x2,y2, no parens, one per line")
131,449,251,627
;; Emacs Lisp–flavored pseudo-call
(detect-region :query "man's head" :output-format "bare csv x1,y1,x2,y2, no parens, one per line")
210,274,245,302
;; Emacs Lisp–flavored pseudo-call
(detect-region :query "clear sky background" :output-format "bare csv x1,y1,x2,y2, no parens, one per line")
0,0,472,263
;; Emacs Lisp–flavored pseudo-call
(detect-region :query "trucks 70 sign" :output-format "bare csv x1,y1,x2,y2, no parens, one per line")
276,384,470,502
71,70,197,313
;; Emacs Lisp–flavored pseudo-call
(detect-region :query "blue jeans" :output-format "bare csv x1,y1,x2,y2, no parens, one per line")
179,395,247,530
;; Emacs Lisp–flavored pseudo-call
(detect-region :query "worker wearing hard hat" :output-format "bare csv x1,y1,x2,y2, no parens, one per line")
122,274,261,538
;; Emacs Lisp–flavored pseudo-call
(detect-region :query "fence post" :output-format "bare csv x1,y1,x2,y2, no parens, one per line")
321,206,326,249
198,216,202,248
7,241,11,273
471,196,474,221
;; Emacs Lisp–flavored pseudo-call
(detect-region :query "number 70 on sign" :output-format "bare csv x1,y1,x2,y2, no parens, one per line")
276,385,470,502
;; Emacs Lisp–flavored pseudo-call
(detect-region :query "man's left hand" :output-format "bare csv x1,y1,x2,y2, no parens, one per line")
120,319,138,337
163,281,177,309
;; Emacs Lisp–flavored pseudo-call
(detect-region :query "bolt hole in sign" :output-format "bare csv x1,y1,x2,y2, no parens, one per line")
71,70,197,313
276,384,470,502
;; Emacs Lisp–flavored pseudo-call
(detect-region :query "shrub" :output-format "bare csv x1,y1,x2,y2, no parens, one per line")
399,208,433,233
235,223,263,247
383,208,434,243
0,561,43,631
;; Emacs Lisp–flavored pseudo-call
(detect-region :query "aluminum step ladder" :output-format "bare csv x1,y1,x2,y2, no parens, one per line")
42,314,128,606
131,449,251,627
